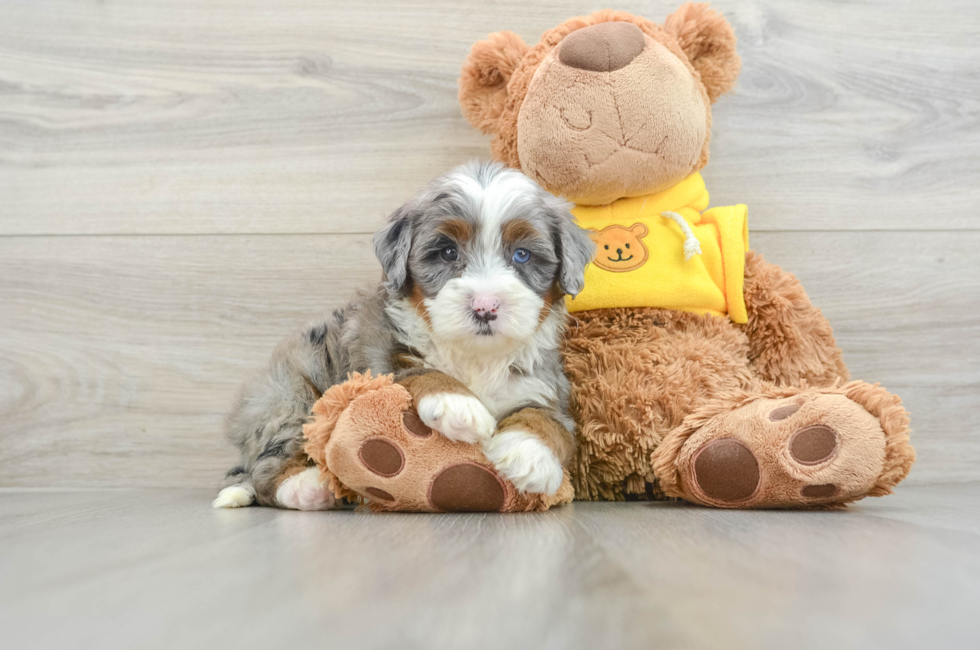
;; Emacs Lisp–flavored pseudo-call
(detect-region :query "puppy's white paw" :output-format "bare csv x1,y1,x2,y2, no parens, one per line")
417,393,496,444
212,484,255,509
483,429,563,495
275,468,337,511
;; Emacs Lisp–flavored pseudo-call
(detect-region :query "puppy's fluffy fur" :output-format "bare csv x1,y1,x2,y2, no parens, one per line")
215,162,595,509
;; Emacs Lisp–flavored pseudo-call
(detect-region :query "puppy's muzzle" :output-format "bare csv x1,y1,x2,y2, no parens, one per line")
471,294,499,324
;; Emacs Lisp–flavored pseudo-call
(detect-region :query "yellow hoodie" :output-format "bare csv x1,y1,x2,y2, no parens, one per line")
565,173,749,323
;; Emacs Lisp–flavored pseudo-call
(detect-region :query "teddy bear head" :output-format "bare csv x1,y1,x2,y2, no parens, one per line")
459,3,740,206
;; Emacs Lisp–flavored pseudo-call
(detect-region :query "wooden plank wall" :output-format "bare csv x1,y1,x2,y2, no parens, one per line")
2,0,978,489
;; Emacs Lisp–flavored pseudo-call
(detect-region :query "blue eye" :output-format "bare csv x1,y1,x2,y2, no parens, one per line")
512,248,530,264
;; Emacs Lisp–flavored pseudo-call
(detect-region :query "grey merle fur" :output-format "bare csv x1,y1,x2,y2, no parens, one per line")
220,161,594,507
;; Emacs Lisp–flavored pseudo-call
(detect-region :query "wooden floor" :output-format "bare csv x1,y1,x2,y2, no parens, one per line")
1,483,978,650
1,2,979,646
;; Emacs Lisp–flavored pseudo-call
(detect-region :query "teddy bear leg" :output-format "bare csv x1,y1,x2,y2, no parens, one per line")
740,251,849,387
651,381,914,509
304,374,573,513
563,308,756,501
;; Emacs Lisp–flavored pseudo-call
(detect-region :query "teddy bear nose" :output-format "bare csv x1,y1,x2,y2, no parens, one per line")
558,21,646,72
617,248,623,255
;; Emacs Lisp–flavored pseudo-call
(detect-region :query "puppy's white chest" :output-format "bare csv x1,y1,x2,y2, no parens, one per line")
388,301,559,418
451,365,551,419
471,375,554,419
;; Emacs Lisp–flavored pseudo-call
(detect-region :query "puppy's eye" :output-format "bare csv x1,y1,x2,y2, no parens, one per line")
439,245,458,262
512,248,531,264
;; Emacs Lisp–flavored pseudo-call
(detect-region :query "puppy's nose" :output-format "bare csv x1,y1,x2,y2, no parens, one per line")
471,294,500,322
558,21,646,72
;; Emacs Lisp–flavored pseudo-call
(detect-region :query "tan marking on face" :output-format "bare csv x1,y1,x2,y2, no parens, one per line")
501,218,539,246
409,284,432,326
538,284,562,325
497,407,573,464
588,223,649,272
437,218,473,244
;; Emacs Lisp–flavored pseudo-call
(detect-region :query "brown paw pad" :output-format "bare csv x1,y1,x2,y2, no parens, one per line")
358,439,404,477
789,425,838,465
401,411,432,437
429,463,505,512
769,402,801,421
365,487,395,501
692,439,760,503
801,484,838,498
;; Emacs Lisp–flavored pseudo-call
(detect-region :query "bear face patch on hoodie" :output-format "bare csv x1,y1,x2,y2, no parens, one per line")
566,172,749,323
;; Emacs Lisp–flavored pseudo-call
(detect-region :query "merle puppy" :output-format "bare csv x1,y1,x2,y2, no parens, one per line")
214,162,595,510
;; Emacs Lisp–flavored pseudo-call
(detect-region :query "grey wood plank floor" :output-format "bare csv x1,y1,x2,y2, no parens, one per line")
2,484,978,650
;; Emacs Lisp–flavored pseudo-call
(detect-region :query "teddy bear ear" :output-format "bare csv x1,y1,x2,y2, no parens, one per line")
664,2,741,103
458,30,529,134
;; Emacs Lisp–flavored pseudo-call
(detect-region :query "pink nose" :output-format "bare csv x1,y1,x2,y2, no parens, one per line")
471,294,500,322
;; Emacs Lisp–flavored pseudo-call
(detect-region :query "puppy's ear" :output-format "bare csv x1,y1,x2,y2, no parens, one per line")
545,197,595,297
664,3,741,103
373,205,415,296
459,30,529,135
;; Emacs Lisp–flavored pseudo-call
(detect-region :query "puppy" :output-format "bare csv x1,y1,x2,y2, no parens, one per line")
213,161,595,510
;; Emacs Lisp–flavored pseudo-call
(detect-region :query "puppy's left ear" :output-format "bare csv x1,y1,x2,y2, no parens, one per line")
664,2,741,103
373,205,415,296
547,197,595,297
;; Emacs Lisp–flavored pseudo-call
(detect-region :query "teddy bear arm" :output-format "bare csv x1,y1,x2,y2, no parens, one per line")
739,250,849,387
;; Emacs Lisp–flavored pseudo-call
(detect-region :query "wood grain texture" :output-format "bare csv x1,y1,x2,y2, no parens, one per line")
1,0,978,235
1,484,978,650
1,0,978,490
1,232,977,488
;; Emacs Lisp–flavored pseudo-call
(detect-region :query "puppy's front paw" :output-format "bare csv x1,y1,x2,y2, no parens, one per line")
417,393,496,444
275,468,337,511
483,429,563,495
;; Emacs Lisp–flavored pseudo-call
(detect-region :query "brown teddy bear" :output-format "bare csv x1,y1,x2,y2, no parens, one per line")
303,3,914,511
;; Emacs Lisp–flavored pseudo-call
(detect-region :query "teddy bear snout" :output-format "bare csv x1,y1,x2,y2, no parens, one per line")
558,21,646,72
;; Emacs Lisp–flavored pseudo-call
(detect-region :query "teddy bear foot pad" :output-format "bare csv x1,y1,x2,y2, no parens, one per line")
653,381,914,509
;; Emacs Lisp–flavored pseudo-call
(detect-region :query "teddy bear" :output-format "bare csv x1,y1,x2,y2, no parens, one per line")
303,3,914,511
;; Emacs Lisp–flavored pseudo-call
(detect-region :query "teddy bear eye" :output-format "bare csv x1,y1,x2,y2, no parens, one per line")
604,245,609,250
625,243,630,249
